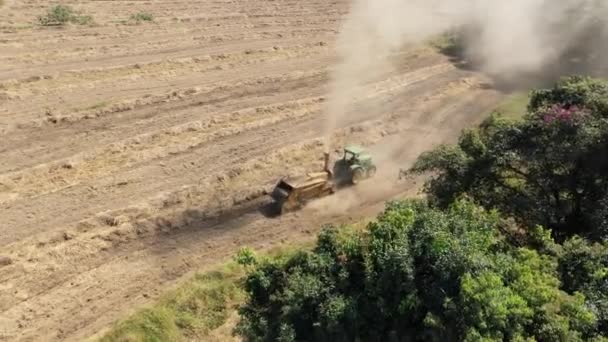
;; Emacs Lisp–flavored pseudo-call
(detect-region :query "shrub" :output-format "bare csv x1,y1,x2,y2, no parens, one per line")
131,12,154,23
37,5,93,26
234,247,257,268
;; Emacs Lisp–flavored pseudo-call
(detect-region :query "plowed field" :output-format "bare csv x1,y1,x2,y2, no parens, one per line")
0,1,505,340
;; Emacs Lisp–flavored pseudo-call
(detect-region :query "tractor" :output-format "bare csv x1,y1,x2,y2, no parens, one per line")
332,145,377,186
269,145,376,214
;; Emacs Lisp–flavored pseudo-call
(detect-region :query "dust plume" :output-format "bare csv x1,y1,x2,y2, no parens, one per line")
324,0,608,145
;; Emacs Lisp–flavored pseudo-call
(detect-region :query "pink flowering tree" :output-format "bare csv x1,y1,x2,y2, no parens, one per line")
411,76,608,242
541,104,588,124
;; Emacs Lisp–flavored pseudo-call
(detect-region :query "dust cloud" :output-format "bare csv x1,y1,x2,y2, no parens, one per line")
318,0,608,214
325,0,608,139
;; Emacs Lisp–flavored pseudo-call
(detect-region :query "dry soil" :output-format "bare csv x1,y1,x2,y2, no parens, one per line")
0,1,504,341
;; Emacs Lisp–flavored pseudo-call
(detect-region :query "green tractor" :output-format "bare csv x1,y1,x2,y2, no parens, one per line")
332,145,377,186
268,145,376,214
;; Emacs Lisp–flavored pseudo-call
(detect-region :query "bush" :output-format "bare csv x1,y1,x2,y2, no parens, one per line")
37,5,93,26
131,12,154,23
234,247,257,268
236,200,604,341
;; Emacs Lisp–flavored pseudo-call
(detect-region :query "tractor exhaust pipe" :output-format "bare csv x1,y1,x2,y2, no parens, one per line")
323,152,330,174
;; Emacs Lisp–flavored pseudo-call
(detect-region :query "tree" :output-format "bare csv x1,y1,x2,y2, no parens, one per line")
559,237,608,333
410,76,608,241
235,200,602,341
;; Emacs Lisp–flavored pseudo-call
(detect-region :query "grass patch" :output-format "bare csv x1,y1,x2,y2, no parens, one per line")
492,92,530,119
100,307,181,342
100,264,245,342
72,101,109,113
87,101,109,111
428,32,457,51
98,242,317,341
427,30,464,58
130,12,154,23
37,5,93,26
98,214,375,341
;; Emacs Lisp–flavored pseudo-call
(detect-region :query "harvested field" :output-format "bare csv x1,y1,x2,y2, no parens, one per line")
0,1,507,341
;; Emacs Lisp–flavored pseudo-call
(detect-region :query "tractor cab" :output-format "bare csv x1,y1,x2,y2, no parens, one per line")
343,145,362,162
333,145,377,185
343,145,372,165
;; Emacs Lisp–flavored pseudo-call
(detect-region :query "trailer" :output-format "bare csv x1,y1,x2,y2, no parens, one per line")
269,146,376,214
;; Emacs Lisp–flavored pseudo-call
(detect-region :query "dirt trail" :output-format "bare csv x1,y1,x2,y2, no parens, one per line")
0,1,504,341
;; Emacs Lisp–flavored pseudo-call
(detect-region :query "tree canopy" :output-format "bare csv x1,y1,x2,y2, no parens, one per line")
235,76,608,342
236,200,605,341
411,76,608,242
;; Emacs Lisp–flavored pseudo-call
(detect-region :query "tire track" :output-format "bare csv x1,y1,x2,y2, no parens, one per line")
0,49,443,173
0,69,489,320
0,65,468,246
0,82,501,342
0,0,506,340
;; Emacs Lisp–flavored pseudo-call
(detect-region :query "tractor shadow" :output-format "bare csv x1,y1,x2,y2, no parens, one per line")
258,201,282,218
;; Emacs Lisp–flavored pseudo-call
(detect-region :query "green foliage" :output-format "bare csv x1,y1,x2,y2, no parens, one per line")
528,76,608,117
429,31,459,51
411,76,608,242
559,237,608,332
234,247,257,267
38,5,73,26
236,200,603,341
37,5,93,26
428,30,466,58
130,12,154,23
87,101,108,110
101,76,608,342
100,266,243,341
493,93,530,119
100,307,181,342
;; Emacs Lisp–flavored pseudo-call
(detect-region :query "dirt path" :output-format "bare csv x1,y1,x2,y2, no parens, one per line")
0,1,504,341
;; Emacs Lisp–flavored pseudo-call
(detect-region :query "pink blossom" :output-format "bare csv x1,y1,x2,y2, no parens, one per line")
542,104,587,124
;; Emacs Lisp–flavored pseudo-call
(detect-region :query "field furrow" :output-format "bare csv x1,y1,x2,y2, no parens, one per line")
0,0,507,341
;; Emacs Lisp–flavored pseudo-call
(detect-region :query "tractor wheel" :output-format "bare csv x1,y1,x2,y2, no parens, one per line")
352,168,365,185
282,201,295,214
366,166,377,178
